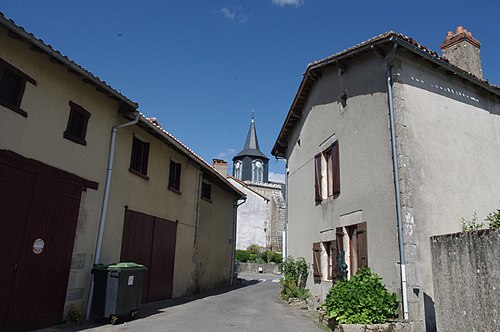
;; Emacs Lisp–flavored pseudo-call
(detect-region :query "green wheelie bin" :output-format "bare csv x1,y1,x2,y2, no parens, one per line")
92,262,146,324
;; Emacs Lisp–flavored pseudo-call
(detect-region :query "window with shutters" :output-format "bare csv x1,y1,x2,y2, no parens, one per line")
0,57,36,117
129,135,150,179
63,101,90,145
168,160,182,192
336,222,368,279
314,140,340,203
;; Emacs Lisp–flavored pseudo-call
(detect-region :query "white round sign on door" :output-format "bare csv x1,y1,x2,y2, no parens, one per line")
32,238,45,255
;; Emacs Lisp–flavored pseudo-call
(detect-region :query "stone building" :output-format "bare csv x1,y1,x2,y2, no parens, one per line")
0,12,243,331
213,115,286,253
272,27,500,330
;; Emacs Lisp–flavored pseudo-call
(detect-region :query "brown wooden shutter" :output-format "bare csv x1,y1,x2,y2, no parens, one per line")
312,242,322,279
332,141,340,197
356,222,368,268
314,153,322,202
335,227,344,280
330,240,338,281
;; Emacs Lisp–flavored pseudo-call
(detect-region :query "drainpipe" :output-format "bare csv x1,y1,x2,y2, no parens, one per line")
230,197,246,285
386,40,409,320
85,112,140,320
284,163,289,259
192,170,202,292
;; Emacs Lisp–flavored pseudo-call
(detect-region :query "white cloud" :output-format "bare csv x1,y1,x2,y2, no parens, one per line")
216,7,248,23
220,7,235,20
268,172,286,184
216,148,237,159
272,0,304,8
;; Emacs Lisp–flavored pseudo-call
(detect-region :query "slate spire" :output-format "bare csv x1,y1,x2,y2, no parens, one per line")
234,113,268,160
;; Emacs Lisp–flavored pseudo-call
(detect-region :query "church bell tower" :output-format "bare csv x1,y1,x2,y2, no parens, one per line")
232,114,269,183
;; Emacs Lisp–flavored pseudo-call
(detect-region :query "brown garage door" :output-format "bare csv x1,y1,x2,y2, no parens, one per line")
0,150,97,331
120,209,177,303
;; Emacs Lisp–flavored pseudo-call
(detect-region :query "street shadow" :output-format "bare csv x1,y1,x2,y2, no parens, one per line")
40,276,272,331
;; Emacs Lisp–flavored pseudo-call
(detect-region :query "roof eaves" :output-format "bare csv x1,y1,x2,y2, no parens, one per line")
138,115,245,199
0,12,138,111
226,176,269,201
271,31,500,158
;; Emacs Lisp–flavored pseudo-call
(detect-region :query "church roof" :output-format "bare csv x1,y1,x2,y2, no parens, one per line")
233,116,269,160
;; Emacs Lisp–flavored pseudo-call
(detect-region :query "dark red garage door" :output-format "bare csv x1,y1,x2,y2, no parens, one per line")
0,150,97,332
120,209,177,303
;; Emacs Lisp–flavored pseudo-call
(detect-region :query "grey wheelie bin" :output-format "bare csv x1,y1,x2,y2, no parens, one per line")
92,262,146,324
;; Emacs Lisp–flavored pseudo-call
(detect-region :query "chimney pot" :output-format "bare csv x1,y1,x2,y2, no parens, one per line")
440,26,482,79
212,159,228,176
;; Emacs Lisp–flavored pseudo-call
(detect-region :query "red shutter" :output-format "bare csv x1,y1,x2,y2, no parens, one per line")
312,242,322,279
314,154,322,202
332,141,340,197
356,222,368,268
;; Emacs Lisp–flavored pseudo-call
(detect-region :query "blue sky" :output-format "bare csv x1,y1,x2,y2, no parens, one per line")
3,1,499,182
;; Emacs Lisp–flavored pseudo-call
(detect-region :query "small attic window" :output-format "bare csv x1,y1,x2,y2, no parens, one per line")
0,57,37,117
340,91,347,108
64,101,90,145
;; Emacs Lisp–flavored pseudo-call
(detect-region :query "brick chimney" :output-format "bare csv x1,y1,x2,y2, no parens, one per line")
440,26,482,79
212,159,228,176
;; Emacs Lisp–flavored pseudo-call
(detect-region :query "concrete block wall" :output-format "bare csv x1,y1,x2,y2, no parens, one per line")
431,229,499,332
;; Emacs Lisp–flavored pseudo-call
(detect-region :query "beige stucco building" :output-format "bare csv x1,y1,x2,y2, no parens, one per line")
0,12,243,331
272,28,500,330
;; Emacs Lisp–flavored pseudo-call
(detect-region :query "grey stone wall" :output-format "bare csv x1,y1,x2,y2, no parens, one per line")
237,262,281,274
431,229,499,332
246,182,286,253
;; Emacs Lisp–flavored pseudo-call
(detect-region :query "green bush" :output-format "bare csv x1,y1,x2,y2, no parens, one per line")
247,244,263,256
272,252,283,264
261,250,283,264
461,212,484,232
280,256,309,301
279,278,309,300
486,208,500,229
235,249,250,262
322,267,398,324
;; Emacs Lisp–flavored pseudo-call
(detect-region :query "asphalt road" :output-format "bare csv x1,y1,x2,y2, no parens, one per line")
41,273,323,332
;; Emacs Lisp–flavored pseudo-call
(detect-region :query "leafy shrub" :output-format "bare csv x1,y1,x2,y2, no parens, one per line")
461,212,484,232
236,245,282,264
272,252,283,264
66,304,82,324
235,249,250,262
281,256,308,288
486,208,500,229
322,267,398,324
280,256,309,300
262,250,283,264
247,244,263,256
